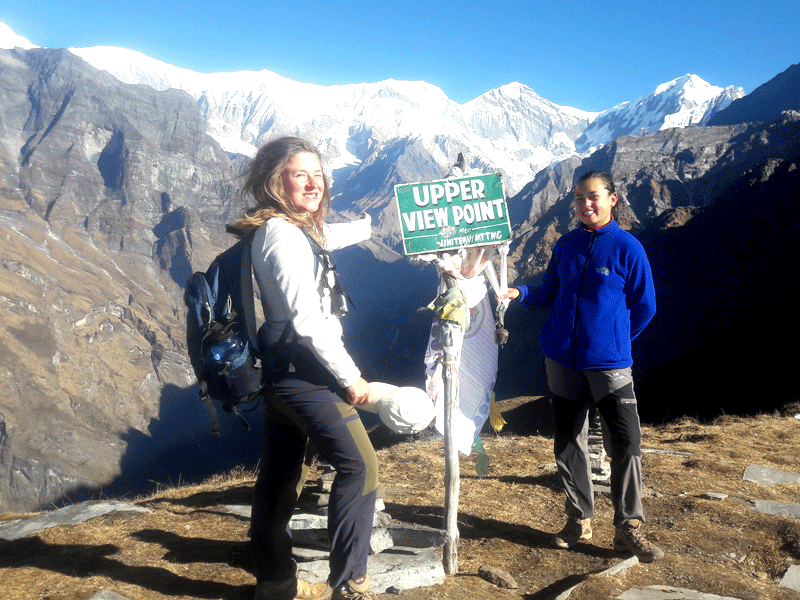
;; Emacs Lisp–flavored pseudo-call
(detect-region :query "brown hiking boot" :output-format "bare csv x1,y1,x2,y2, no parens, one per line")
613,520,664,562
254,576,332,600
332,574,378,600
551,516,592,548
295,578,332,600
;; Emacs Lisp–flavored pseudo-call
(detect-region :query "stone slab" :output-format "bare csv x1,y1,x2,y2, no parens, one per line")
0,501,149,541
553,557,638,599
225,504,251,519
291,510,392,531
602,556,639,576
750,499,800,520
292,522,394,554
779,564,800,592
294,547,445,593
700,492,728,501
617,585,743,599
88,592,132,600
642,448,692,457
224,505,391,530
594,483,612,497
743,464,800,486
386,523,448,548
293,546,330,561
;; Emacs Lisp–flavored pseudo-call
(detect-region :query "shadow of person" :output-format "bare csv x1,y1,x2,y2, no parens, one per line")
0,535,253,599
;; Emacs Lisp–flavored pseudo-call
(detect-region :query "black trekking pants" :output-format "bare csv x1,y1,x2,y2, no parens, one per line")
546,357,644,527
250,347,378,589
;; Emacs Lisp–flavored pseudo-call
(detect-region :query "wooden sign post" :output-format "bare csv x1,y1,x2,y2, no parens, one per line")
394,172,510,576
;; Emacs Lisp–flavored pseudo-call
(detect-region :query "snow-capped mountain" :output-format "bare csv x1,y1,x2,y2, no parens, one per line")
0,22,37,50
65,44,597,197
1,22,743,203
576,74,744,153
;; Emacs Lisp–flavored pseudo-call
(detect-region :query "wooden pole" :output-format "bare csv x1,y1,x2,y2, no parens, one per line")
441,317,460,574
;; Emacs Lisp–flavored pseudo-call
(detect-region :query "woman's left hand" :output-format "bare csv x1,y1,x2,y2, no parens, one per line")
497,287,520,302
345,377,372,405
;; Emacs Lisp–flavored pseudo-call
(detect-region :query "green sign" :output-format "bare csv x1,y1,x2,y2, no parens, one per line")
394,173,511,255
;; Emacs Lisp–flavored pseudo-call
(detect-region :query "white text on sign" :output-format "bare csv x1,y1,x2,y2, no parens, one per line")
412,179,486,206
402,198,505,232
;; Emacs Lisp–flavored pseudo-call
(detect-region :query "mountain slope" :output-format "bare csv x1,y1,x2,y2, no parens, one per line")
708,62,800,126
0,46,249,512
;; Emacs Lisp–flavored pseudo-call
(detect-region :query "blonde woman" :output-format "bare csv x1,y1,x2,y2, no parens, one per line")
234,137,377,600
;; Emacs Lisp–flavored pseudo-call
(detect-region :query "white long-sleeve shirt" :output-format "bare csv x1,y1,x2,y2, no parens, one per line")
251,216,371,388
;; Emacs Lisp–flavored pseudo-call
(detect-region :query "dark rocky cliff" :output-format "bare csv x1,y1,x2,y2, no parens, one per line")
0,47,244,511
497,112,800,420
0,47,437,512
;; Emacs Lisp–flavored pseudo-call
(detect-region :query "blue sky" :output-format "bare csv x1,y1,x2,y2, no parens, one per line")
3,0,798,112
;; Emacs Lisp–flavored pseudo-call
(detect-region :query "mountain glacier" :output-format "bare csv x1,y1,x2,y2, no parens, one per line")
2,21,743,202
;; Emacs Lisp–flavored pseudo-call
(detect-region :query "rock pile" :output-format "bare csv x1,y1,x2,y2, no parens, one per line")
225,463,447,594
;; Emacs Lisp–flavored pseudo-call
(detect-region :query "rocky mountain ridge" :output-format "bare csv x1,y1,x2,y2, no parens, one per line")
0,35,796,513
66,43,742,233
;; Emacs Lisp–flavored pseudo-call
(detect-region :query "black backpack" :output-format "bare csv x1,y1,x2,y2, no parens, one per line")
184,233,269,437
184,227,350,437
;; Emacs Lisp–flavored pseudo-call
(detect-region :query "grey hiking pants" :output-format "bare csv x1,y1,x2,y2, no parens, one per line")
250,346,378,589
546,357,644,527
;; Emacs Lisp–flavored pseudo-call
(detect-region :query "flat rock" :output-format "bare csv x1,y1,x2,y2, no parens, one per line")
602,556,639,576
0,501,149,541
225,504,252,519
218,505,448,593
700,492,728,501
292,547,445,593
743,464,800,486
617,586,743,599
594,483,612,497
750,499,800,520
293,546,330,561
554,557,638,599
779,564,800,592
88,592,133,600
642,448,692,457
478,564,518,588
224,505,391,530
386,523,448,548
291,510,392,531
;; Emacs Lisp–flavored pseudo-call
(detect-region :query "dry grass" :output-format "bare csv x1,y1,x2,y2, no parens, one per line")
1,398,799,599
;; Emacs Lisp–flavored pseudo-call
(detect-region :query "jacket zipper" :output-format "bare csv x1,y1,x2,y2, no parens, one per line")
571,230,596,369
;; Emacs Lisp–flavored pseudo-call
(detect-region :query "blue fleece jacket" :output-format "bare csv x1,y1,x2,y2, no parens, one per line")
516,219,656,370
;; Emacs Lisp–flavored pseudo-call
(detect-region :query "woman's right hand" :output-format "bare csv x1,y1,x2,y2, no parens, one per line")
345,377,372,405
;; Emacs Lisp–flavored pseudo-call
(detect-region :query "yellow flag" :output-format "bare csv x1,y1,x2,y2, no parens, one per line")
489,393,506,432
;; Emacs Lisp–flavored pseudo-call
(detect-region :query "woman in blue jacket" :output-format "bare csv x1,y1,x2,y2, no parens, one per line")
502,170,663,562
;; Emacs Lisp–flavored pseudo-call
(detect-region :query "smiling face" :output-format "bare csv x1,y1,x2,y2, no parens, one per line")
281,151,325,214
574,176,617,230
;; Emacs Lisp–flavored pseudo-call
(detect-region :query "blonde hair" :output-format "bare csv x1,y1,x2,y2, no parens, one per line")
232,137,330,245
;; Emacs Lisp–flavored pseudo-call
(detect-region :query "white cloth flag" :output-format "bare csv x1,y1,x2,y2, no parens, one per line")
422,249,505,455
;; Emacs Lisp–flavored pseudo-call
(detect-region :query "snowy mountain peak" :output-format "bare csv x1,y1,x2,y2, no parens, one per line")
575,74,746,153
655,73,705,95
0,22,37,50
1,21,747,199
